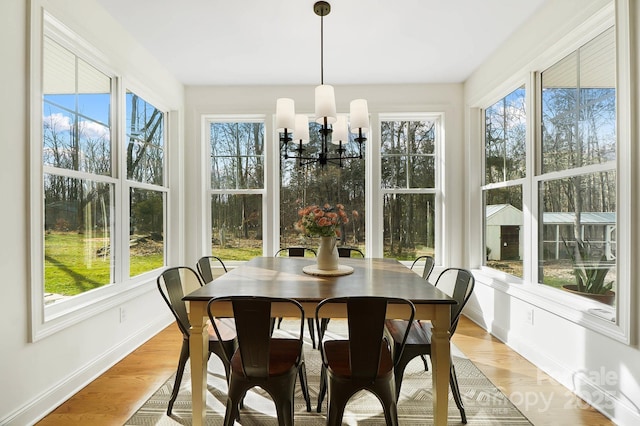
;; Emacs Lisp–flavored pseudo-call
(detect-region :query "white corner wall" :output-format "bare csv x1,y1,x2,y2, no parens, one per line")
0,1,184,424
463,1,640,425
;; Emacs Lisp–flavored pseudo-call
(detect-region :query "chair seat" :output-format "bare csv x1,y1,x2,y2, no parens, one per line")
385,319,432,348
230,339,302,377
207,318,237,342
324,340,394,378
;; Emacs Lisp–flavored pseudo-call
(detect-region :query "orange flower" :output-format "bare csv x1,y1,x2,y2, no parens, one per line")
295,203,350,238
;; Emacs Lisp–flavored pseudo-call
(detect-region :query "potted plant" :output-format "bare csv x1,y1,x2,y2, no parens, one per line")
562,238,615,305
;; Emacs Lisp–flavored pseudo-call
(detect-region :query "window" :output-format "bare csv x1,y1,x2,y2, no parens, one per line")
538,28,617,312
207,118,264,260
32,13,171,338
380,116,440,261
280,119,366,253
42,34,116,301
126,92,167,276
482,87,526,277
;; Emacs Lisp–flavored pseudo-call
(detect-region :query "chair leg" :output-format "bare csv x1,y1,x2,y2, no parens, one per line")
326,380,350,426
320,318,330,337
167,339,189,415
316,365,327,412
298,361,312,412
224,380,247,426
277,317,284,329
273,392,295,426
450,361,467,424
420,354,430,371
307,318,316,349
377,383,399,426
393,352,411,399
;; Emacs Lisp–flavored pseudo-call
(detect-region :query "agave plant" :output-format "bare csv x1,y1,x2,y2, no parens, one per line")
563,238,614,294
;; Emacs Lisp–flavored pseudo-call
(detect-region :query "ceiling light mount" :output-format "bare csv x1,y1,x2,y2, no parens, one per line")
313,1,330,17
276,1,369,168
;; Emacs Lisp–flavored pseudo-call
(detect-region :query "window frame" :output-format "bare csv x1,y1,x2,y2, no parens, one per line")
124,89,169,278
200,112,444,265
202,115,267,262
481,85,527,277
377,113,443,263
472,5,631,343
29,10,171,341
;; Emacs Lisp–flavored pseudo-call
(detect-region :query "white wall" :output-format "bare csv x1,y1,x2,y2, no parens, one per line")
0,1,183,424
464,0,640,424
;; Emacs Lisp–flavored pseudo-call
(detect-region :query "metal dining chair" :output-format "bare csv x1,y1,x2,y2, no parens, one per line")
196,255,228,283
274,247,319,348
208,296,312,424
337,247,364,258
385,268,475,423
275,247,317,257
315,296,415,425
157,267,237,415
410,255,435,281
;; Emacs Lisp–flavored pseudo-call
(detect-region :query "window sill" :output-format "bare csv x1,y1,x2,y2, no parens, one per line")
471,267,625,343
32,271,160,342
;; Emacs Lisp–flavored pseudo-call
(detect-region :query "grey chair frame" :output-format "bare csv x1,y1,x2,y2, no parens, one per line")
315,296,415,425
274,247,318,347
196,255,228,283
385,267,475,423
410,255,435,280
208,295,312,425
157,266,237,415
275,247,317,257
337,247,365,258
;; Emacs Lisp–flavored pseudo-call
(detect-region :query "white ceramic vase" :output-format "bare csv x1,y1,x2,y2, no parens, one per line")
316,236,339,270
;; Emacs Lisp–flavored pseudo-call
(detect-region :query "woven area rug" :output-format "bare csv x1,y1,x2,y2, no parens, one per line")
126,320,531,425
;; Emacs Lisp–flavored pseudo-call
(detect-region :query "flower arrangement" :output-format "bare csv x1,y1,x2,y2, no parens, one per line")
296,203,349,238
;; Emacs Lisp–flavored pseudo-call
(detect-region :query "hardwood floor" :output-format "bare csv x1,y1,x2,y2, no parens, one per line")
453,317,614,426
36,323,182,426
36,317,614,426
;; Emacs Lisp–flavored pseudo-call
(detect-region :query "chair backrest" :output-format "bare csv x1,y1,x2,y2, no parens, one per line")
337,247,364,258
196,255,228,283
208,296,305,378
316,296,415,379
275,247,317,257
410,255,435,280
433,268,475,335
157,266,203,338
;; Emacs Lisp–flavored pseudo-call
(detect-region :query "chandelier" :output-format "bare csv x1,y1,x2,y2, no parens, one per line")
276,1,369,168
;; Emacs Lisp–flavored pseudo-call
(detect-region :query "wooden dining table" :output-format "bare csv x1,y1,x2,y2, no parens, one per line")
183,256,456,426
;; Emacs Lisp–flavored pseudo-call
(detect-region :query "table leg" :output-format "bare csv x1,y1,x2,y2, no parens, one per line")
189,301,208,426
431,304,451,426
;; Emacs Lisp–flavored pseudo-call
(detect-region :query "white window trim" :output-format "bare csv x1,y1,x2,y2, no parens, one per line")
200,112,444,264
201,115,268,259
375,113,444,263
29,9,171,341
470,3,631,344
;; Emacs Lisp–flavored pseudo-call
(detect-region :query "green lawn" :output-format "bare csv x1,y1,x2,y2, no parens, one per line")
45,232,163,296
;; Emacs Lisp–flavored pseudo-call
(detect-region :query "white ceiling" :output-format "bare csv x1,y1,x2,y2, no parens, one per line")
94,0,548,86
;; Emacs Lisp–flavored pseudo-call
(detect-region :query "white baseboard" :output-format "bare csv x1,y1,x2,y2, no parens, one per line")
462,308,640,426
2,316,173,426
